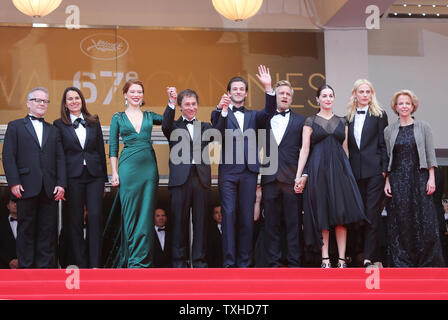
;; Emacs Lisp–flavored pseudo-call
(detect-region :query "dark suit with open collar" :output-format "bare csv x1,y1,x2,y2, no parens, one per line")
162,105,212,267
53,117,107,268
211,93,276,267
261,109,305,267
153,226,172,268
348,110,388,263
2,116,66,268
0,213,17,268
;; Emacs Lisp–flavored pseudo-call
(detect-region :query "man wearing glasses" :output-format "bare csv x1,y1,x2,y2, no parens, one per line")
2,87,66,268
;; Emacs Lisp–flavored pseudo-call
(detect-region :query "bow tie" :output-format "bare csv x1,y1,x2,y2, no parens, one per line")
357,110,366,114
158,227,166,232
232,106,245,113
275,110,290,117
73,118,86,129
9,216,17,222
29,115,44,122
183,119,196,125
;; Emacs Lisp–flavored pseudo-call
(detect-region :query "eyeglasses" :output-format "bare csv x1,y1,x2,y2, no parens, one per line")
29,98,50,104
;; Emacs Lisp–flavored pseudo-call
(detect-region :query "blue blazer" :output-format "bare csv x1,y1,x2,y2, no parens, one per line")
211,93,276,175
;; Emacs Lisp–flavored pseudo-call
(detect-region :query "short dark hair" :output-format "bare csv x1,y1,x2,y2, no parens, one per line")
177,89,199,106
227,76,248,92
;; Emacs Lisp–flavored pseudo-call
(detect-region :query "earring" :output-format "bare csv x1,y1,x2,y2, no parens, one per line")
317,102,320,106
125,99,128,107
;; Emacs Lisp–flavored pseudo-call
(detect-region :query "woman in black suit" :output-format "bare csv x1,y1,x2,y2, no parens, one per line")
54,87,108,268
346,79,388,267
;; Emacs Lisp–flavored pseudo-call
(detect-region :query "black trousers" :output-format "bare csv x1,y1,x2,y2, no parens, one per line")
17,187,58,268
357,174,385,262
170,166,209,268
262,181,303,267
65,167,104,268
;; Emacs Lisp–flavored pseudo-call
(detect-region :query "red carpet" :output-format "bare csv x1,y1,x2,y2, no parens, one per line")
0,268,447,300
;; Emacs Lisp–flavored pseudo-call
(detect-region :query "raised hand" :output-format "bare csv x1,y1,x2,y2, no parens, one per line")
218,93,231,112
256,65,272,92
166,86,178,105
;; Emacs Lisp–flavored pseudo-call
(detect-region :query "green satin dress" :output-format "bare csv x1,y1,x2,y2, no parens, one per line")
104,111,163,268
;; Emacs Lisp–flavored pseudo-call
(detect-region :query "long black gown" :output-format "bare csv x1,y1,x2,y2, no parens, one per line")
386,124,445,267
303,115,367,253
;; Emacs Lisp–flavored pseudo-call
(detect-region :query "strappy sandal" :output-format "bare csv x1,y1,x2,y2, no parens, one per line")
321,257,331,268
337,257,347,268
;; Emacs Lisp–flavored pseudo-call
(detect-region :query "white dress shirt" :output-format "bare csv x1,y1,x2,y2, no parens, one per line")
270,109,290,145
155,225,166,251
8,215,17,239
230,105,245,130
70,114,87,165
217,223,222,234
354,106,369,149
29,114,43,147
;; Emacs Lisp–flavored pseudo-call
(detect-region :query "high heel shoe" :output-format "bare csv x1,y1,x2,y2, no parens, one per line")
321,257,331,268
337,258,347,268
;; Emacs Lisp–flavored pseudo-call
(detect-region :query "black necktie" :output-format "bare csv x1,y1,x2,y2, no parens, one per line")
9,216,17,222
275,110,290,117
73,118,86,129
357,110,366,114
29,115,44,122
158,227,166,232
233,106,245,113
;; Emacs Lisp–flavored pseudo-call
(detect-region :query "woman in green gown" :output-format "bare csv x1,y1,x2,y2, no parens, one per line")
104,79,163,268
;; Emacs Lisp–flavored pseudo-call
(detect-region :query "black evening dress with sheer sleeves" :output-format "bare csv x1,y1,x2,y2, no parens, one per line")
302,115,368,253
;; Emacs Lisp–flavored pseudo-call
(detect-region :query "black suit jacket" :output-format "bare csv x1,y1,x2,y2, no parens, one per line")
162,105,212,189
153,229,172,268
0,214,17,268
2,117,67,199
261,110,305,186
53,118,108,181
348,111,388,180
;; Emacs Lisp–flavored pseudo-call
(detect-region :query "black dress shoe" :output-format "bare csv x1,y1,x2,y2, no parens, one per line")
363,261,374,267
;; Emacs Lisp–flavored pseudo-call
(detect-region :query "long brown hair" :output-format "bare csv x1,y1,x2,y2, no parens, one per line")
60,87,98,126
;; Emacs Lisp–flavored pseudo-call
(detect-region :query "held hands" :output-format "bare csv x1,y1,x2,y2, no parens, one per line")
53,186,65,201
256,65,272,92
294,176,307,194
167,87,177,105
10,184,24,199
111,173,120,187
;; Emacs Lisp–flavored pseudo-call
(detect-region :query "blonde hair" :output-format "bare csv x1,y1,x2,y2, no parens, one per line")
274,80,294,96
347,79,384,123
390,89,419,115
